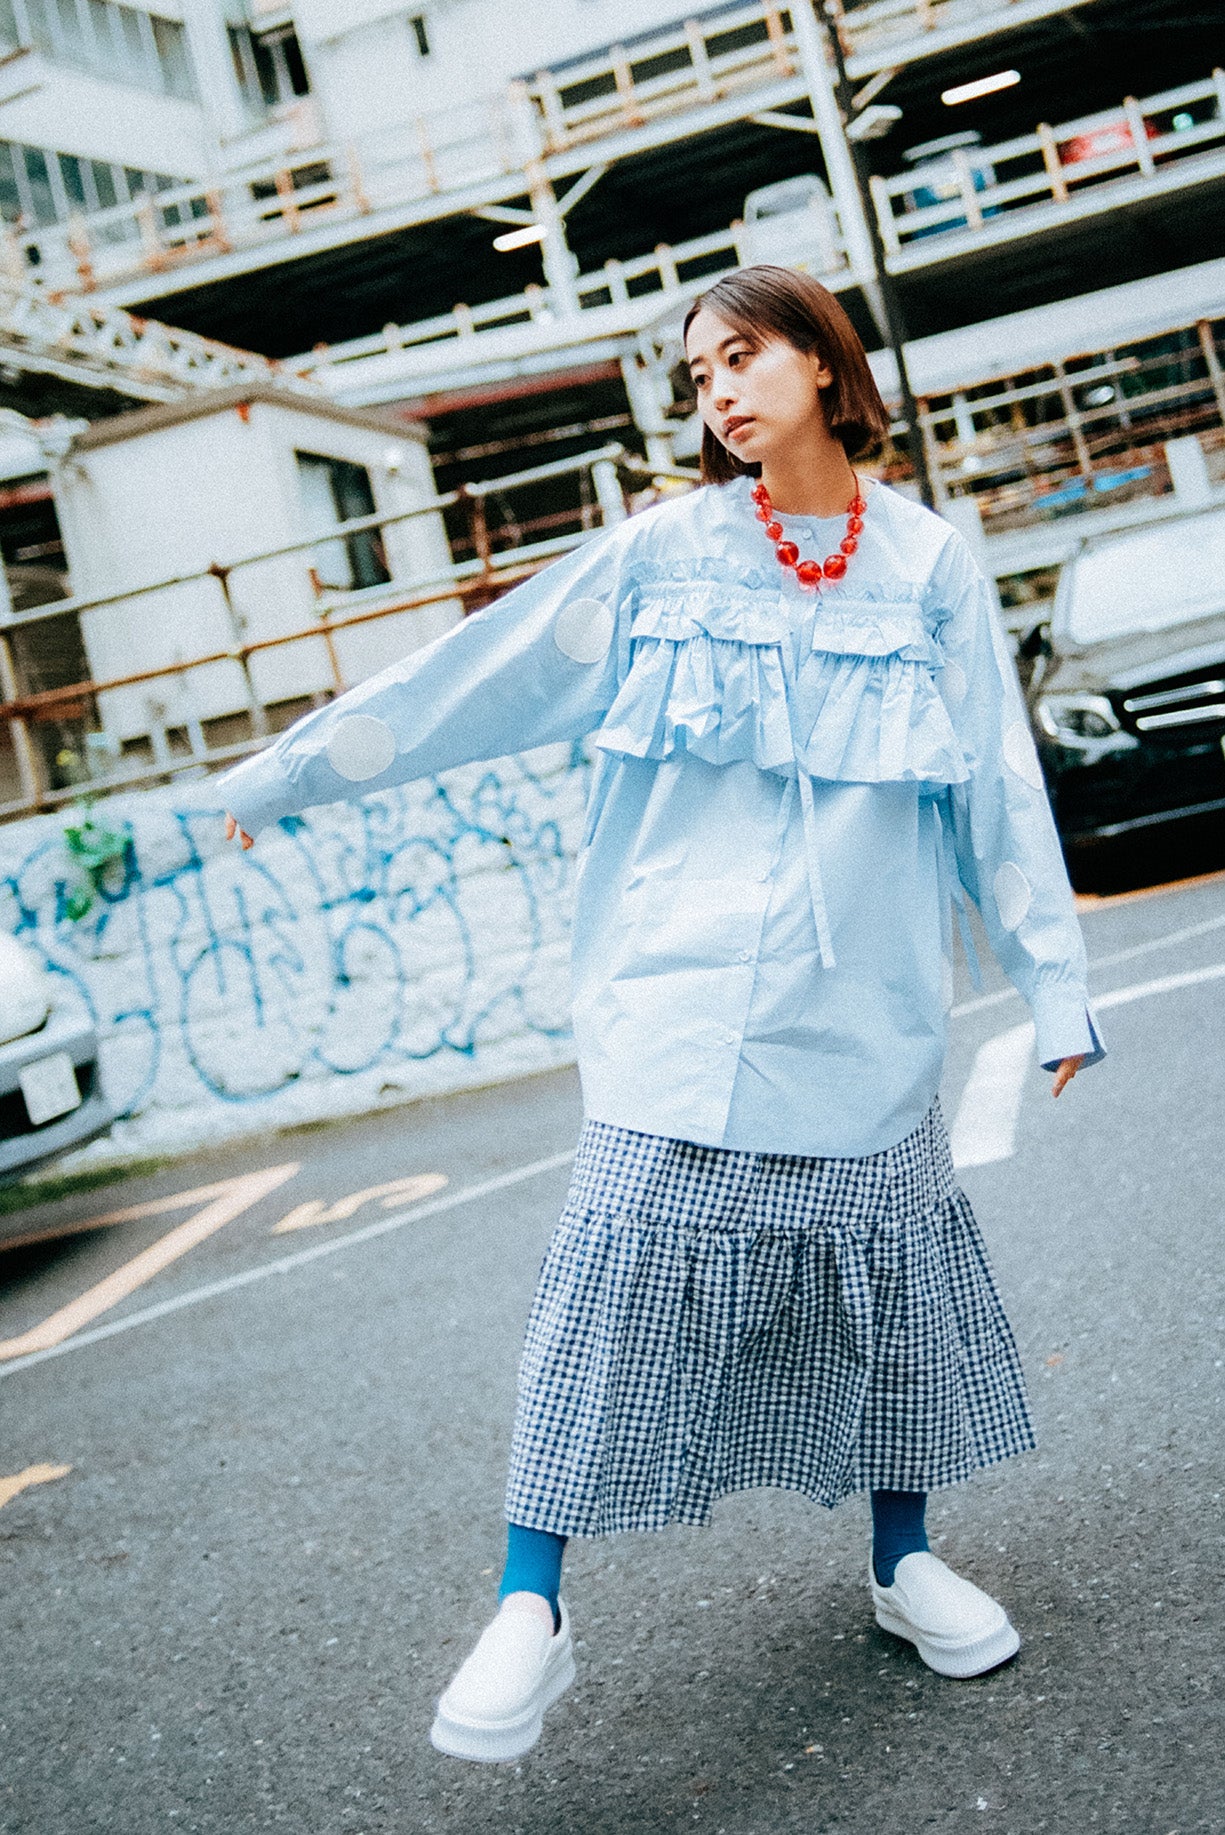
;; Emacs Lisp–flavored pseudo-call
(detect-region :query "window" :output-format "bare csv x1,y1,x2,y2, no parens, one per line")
0,135,182,228
0,0,196,98
296,453,390,593
230,23,310,113
410,13,430,57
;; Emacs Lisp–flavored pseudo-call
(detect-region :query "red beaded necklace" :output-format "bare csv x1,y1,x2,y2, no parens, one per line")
751,477,866,591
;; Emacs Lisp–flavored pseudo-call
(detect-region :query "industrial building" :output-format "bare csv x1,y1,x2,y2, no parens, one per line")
0,0,1221,809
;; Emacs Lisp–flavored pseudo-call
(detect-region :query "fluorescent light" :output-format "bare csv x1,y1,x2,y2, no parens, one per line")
941,69,1021,106
493,223,547,252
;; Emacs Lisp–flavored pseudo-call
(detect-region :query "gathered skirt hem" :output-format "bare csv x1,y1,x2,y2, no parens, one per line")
505,1434,1037,1539
504,1108,1035,1539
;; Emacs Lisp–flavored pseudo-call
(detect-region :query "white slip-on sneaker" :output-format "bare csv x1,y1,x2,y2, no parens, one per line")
429,1598,576,1763
870,1551,1021,1678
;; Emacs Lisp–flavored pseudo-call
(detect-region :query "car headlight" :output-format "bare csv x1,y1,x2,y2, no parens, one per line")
1034,693,1123,745
0,932,53,1046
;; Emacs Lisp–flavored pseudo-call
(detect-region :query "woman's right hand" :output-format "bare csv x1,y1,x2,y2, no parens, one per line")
224,813,254,850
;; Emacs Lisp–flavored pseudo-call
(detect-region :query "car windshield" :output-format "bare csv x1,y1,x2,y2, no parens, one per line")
1061,507,1225,645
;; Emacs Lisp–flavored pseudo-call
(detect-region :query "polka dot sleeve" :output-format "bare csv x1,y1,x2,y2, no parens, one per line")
928,530,1105,1072
218,512,645,839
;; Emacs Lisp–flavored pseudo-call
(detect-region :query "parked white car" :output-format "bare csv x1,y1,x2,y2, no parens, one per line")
740,175,844,276
0,933,111,1182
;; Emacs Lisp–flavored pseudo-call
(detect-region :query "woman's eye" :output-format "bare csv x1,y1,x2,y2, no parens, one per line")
728,349,749,367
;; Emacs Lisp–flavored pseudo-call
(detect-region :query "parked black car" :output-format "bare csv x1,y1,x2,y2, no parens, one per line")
1019,502,1225,891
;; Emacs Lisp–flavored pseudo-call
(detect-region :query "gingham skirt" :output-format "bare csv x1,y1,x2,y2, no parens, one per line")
504,1104,1035,1537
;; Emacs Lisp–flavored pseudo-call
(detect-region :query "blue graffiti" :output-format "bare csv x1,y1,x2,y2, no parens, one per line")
0,748,588,1122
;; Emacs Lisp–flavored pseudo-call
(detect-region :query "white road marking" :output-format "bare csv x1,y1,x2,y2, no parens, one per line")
0,1148,577,1382
950,909,1225,1020
950,959,1225,1169
950,1021,1036,1169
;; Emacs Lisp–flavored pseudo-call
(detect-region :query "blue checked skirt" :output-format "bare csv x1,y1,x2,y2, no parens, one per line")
504,1104,1035,1537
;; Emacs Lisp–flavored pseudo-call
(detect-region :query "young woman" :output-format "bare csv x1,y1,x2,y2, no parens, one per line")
222,265,1102,1765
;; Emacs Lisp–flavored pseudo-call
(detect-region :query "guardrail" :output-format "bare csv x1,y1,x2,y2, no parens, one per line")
0,444,693,821
294,67,1224,394
10,0,1070,298
305,211,850,386
872,71,1225,255
919,315,1225,528
0,268,317,401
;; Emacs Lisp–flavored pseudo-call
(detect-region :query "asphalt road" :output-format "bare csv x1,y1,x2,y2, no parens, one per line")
1,870,1223,1835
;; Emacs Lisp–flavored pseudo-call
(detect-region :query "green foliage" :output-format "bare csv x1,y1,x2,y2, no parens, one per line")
61,808,131,921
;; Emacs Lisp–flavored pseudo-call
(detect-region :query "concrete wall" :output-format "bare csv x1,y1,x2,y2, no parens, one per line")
0,52,208,177
0,740,590,1164
296,0,694,131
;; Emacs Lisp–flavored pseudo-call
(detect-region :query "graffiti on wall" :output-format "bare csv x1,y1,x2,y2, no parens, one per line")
0,744,589,1130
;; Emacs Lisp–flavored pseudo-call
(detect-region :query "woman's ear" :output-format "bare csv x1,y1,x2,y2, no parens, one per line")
810,350,835,391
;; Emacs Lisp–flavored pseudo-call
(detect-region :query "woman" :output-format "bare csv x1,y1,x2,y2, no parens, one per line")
222,266,1102,1765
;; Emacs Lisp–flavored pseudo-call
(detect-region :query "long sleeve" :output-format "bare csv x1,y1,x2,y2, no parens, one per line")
930,531,1105,1071
218,515,644,837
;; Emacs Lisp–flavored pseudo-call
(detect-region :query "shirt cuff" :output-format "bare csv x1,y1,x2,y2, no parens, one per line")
217,748,296,839
1032,987,1106,1071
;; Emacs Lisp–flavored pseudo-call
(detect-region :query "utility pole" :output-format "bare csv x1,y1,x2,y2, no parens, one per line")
813,3,935,509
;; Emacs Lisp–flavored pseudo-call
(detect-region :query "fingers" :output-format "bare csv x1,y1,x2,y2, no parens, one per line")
224,813,254,850
1051,1055,1084,1098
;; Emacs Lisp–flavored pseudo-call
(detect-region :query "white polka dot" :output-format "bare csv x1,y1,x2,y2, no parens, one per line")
994,861,1032,932
326,713,396,782
942,660,968,704
1002,719,1044,789
554,597,614,664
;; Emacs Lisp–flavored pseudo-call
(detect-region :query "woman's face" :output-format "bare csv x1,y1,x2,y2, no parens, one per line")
685,307,833,466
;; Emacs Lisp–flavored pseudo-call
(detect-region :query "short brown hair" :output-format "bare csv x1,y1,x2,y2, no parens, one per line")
683,265,889,483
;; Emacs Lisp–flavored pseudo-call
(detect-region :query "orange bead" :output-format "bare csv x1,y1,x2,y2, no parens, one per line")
847,515,864,535
765,520,784,541
796,560,823,586
776,542,800,567
849,495,867,516
823,552,848,579
840,536,858,555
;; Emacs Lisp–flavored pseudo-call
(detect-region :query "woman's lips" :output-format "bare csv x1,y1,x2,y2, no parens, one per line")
724,415,754,440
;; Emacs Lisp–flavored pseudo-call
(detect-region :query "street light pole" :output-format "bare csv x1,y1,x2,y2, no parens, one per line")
813,2,936,509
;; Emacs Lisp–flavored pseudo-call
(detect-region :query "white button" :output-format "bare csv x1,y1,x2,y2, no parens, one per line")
722,1028,737,1046
738,948,753,962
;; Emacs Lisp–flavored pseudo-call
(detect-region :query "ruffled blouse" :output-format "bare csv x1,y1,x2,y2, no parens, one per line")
220,475,1103,1158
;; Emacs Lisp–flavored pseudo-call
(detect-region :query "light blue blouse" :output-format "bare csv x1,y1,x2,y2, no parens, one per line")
220,475,1103,1158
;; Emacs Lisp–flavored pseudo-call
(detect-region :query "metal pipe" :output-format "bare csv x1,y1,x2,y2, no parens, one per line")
813,2,936,509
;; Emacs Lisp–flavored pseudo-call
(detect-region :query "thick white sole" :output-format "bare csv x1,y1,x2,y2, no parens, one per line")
874,1602,1021,1678
429,1644,576,1764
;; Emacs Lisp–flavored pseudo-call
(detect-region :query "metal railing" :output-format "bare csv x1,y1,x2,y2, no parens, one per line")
302,211,850,388
919,315,1225,530
0,444,691,821
526,1,796,151
8,0,1068,297
873,71,1225,256
0,266,317,401
293,66,1224,396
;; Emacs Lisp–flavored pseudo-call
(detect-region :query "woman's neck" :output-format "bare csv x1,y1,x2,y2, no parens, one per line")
759,440,858,518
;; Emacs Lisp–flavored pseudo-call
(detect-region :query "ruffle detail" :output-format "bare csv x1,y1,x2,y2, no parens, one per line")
595,589,969,786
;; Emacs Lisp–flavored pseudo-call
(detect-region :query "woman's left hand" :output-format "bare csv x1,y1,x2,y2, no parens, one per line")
1051,1055,1084,1098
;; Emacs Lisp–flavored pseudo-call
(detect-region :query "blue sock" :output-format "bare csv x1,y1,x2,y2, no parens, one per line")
498,1522,567,1634
871,1489,929,1587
